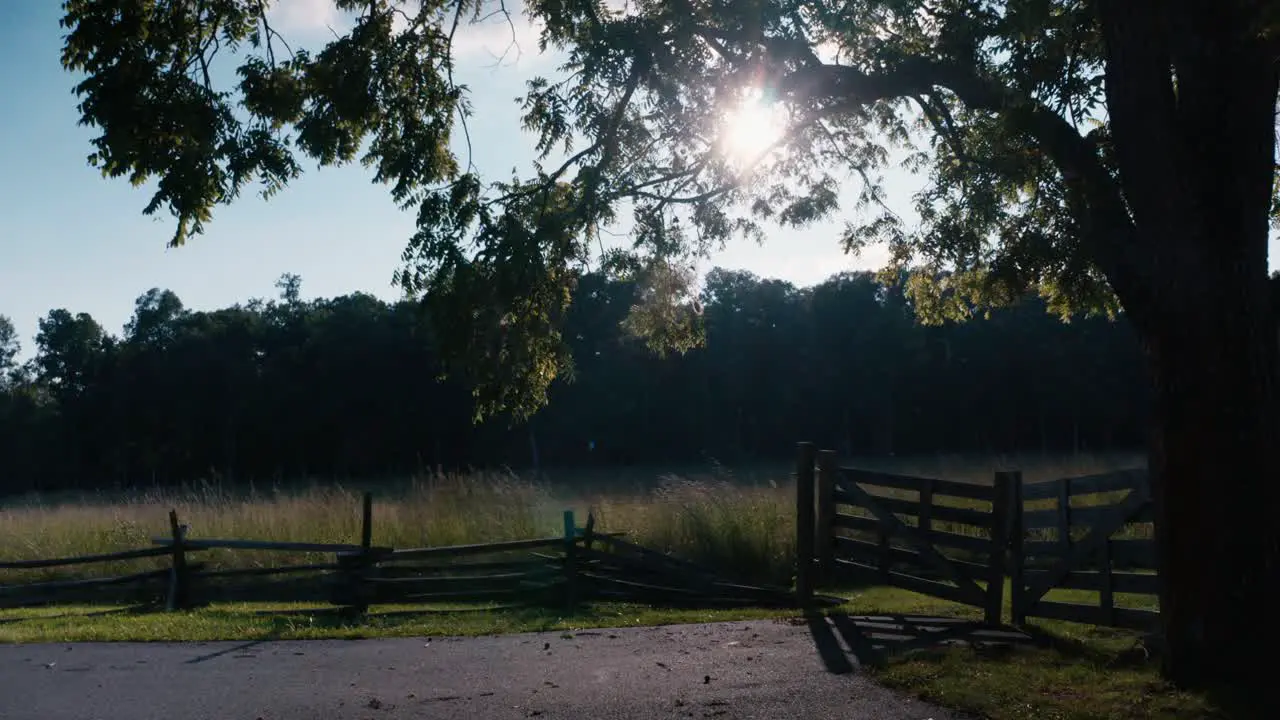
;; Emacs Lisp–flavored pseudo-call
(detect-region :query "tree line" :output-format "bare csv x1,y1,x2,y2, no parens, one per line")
0,269,1147,496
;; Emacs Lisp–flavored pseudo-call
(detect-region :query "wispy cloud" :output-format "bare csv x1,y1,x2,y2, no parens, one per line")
265,0,347,37
439,4,549,67
264,0,550,66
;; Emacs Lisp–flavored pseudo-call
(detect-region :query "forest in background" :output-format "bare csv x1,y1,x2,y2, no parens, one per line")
0,268,1147,496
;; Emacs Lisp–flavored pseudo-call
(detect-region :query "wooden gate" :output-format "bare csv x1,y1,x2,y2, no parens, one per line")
797,444,1161,631
1010,470,1159,631
798,444,1016,625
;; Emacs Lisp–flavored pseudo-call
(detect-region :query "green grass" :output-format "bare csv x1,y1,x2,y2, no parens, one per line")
0,585,971,643
0,600,801,643
852,588,1233,719
872,643,1222,720
0,586,1041,643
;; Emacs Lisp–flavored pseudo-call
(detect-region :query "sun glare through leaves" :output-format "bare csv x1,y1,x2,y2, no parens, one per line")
716,87,790,171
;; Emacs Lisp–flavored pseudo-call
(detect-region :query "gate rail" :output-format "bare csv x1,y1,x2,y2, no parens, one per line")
796,443,1158,631
1011,470,1159,630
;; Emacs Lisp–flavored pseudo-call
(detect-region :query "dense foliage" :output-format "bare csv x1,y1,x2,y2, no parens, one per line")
0,271,1144,495
55,1,1280,423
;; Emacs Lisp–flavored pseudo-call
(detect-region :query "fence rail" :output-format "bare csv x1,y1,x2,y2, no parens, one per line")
1,495,813,614
150,538,389,555
798,443,1160,633
0,546,174,570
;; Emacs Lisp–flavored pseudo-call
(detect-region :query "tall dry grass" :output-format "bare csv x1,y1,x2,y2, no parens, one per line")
0,452,1146,588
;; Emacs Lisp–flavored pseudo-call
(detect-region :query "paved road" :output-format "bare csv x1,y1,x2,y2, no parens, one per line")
0,618,958,720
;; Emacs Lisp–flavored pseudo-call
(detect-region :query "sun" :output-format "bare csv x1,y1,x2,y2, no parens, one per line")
717,88,789,167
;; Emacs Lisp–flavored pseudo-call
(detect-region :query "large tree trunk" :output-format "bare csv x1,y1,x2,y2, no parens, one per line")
1097,0,1280,696
1144,273,1280,697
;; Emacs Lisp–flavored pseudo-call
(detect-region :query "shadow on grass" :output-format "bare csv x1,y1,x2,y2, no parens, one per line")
188,595,659,637
1013,621,1163,669
804,609,1039,672
852,621,1262,720
0,602,161,625
243,605,507,619
1202,685,1270,719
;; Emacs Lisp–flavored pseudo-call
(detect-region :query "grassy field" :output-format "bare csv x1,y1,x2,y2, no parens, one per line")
0,450,1147,584
1,450,1237,719
1,465,799,587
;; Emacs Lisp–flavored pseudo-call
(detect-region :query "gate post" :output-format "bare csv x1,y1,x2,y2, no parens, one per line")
987,472,1019,625
1002,471,1026,626
795,442,817,606
815,450,838,586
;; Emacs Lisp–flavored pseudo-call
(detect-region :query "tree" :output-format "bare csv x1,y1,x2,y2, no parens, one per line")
124,288,188,346
34,309,110,398
275,273,303,307
58,0,1278,693
0,315,19,387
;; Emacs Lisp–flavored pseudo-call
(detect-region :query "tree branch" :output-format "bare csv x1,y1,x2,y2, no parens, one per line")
446,0,477,175
771,53,1154,319
683,18,1151,310
1094,0,1180,236
910,93,976,168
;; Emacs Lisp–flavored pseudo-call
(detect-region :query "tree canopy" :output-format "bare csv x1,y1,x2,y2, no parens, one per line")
62,0,1278,420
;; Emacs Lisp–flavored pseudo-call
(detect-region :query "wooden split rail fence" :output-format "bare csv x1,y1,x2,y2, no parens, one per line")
1,495,801,613
796,443,1161,632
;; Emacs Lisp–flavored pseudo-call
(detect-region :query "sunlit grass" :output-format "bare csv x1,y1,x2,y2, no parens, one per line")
0,452,1147,588
0,469,798,588
0,600,798,644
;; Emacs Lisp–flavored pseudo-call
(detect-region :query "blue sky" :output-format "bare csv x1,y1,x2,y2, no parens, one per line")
0,1,905,360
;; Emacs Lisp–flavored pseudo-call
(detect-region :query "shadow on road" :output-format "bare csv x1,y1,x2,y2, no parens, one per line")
184,640,270,664
805,613,855,674
806,611,1035,671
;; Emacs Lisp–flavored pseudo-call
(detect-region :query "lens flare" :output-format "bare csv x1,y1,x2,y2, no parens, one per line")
718,88,788,167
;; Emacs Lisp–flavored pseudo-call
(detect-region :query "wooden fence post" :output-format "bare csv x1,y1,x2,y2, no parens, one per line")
795,442,817,607
876,525,892,582
583,511,597,552
815,450,838,586
986,472,1018,626
915,477,935,583
361,491,374,551
1057,477,1072,556
563,509,578,611
1007,471,1027,626
344,492,375,615
1100,529,1115,627
166,509,190,611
